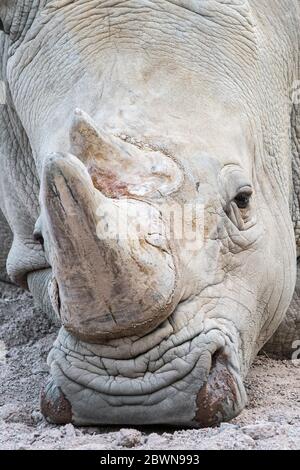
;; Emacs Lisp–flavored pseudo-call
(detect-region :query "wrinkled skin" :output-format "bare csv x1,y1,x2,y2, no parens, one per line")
0,0,299,426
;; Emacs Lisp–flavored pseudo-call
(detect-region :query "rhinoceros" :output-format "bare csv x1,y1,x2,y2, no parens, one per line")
0,0,299,427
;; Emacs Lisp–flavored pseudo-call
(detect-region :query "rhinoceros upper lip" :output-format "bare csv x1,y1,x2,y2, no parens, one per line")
47,328,245,421
47,295,243,394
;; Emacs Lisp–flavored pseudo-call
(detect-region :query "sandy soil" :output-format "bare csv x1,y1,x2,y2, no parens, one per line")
0,282,299,450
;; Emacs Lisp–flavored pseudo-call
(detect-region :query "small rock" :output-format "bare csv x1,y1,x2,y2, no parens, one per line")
63,423,76,438
32,362,49,374
31,410,44,424
219,422,238,431
241,423,278,440
116,428,143,448
82,427,100,435
144,432,169,448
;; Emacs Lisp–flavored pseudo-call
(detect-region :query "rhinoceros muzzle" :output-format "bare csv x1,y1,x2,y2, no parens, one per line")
40,304,247,427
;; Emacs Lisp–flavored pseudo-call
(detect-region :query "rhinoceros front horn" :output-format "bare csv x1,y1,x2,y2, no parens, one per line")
70,108,183,198
40,121,180,341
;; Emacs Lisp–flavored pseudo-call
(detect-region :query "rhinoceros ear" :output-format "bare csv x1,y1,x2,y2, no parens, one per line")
70,109,183,198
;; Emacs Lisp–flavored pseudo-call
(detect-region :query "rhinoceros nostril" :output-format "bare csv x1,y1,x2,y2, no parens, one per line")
40,378,72,424
210,349,223,369
194,349,239,427
33,229,44,249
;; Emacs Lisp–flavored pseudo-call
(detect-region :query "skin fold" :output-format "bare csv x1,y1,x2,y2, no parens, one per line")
0,0,299,426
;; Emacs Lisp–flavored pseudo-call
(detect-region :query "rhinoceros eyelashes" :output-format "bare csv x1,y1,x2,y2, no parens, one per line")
69,109,183,199
223,182,254,231
227,186,254,231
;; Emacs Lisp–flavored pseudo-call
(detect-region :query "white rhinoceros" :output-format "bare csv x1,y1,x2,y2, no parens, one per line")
0,0,299,426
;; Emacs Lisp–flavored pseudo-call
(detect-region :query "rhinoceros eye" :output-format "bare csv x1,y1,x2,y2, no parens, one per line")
0,19,4,32
234,189,252,209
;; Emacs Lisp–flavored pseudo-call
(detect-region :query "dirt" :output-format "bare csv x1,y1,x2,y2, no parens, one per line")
0,282,299,450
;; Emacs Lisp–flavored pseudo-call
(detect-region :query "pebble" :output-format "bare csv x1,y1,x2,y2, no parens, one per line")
63,423,77,438
241,423,278,440
116,428,143,448
31,410,44,424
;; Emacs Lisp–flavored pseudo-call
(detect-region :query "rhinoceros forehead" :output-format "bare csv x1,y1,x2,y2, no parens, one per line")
163,0,255,29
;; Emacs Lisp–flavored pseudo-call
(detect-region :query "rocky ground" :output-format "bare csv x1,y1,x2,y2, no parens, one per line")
0,282,300,450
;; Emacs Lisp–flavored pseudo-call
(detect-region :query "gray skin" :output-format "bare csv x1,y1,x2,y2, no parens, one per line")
0,0,299,426
0,209,11,283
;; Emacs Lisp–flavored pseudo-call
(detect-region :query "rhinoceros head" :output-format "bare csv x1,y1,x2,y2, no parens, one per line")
0,0,297,426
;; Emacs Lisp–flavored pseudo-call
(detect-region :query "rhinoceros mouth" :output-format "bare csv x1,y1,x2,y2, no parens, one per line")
42,304,247,426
